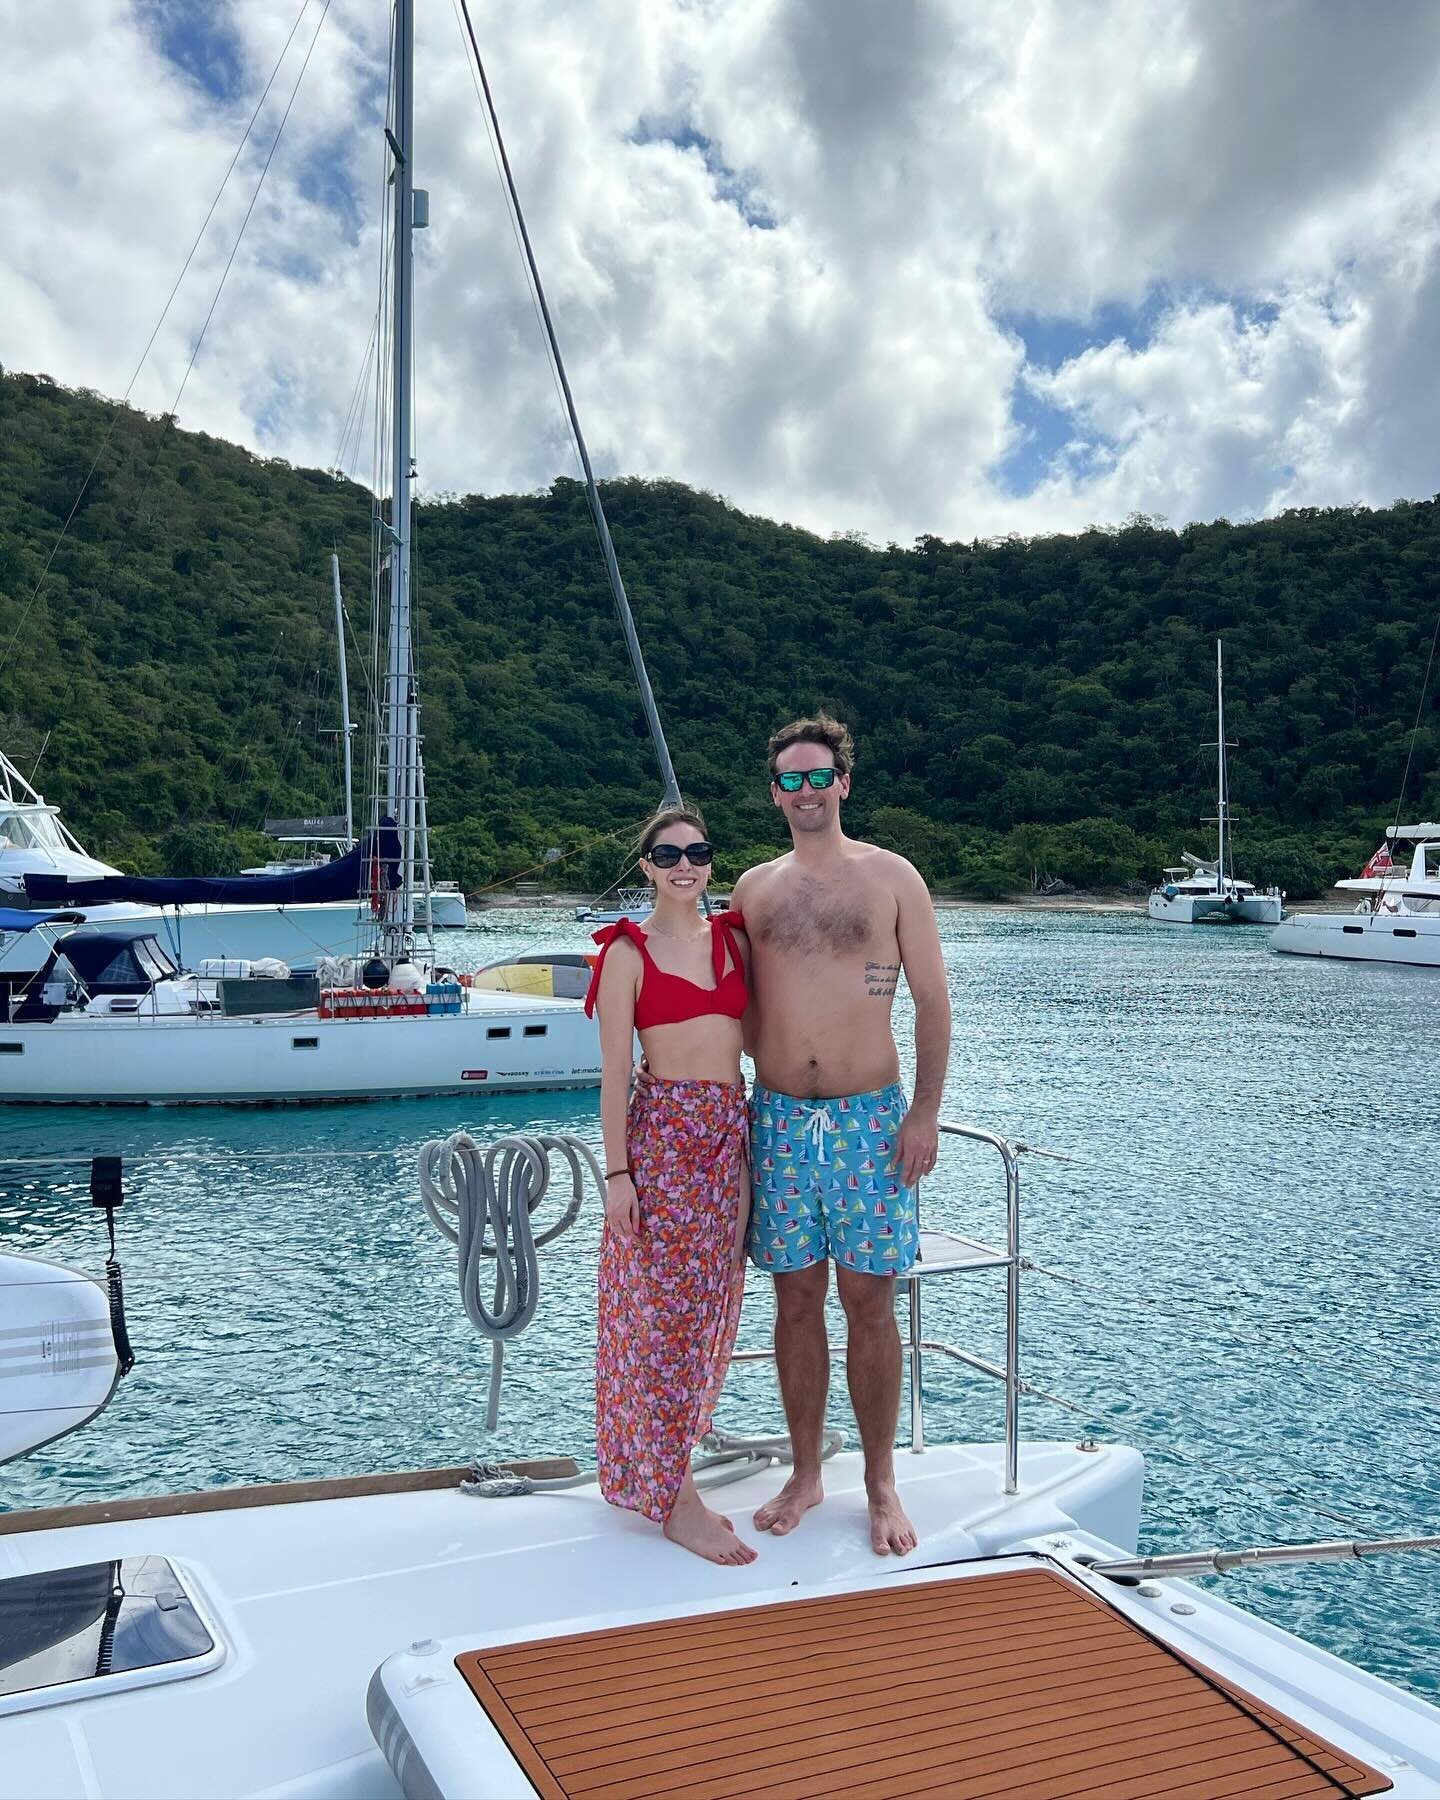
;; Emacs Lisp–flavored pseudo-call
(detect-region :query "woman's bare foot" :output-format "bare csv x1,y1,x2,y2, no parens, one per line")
753,1472,824,1536
867,1482,918,1556
664,1490,757,1565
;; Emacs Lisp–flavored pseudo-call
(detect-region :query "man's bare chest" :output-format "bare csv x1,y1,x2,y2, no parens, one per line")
749,879,894,961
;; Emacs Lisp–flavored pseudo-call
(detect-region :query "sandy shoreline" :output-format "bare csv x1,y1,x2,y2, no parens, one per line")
472,887,1355,916
472,888,1148,915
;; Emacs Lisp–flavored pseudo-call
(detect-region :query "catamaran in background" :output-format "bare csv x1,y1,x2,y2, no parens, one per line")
1272,825,1440,966
1149,853,1283,925
1148,641,1284,925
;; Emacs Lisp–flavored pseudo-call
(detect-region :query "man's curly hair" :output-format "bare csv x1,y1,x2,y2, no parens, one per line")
766,713,854,779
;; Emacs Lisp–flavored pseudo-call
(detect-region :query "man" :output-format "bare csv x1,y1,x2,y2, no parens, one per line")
732,714,951,1556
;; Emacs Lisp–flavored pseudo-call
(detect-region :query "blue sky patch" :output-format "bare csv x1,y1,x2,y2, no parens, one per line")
996,385,1080,498
143,0,245,105
630,118,777,229
1002,295,1168,373
298,143,364,242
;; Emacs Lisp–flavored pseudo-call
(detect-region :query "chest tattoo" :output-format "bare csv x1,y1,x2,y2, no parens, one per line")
865,960,900,998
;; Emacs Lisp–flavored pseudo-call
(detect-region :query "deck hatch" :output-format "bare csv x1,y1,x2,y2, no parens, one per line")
454,1566,1392,1799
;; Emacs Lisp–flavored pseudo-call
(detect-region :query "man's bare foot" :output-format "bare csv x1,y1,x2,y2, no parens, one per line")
753,1472,824,1536
664,1492,758,1565
867,1483,918,1556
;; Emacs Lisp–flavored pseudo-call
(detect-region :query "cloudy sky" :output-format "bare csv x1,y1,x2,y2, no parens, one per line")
7,0,1440,544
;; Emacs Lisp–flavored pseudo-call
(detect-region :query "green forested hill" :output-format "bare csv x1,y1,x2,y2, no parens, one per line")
2,366,1437,899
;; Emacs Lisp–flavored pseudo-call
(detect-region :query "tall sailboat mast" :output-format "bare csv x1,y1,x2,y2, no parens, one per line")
331,553,355,845
382,0,422,951
1215,639,1228,894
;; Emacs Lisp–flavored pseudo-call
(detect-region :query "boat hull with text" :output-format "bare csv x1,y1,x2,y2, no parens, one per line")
0,989,599,1104
1272,909,1440,966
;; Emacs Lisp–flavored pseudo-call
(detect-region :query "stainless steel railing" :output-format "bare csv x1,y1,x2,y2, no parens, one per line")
908,1123,1023,1493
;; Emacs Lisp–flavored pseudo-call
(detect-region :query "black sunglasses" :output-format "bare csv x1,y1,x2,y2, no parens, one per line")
774,767,839,792
647,841,714,868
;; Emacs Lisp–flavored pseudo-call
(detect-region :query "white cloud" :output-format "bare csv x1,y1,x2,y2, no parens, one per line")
4,0,1440,543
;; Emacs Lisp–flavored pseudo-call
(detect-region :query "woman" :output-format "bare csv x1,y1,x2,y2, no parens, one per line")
584,804,755,1565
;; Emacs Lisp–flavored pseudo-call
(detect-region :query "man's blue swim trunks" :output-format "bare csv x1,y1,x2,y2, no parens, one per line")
748,1081,919,1275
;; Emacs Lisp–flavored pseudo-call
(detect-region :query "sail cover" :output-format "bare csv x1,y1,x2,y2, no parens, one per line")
24,819,401,909
0,908,87,933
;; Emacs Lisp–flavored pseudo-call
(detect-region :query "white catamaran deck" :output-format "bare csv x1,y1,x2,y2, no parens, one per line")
3,1443,1437,1800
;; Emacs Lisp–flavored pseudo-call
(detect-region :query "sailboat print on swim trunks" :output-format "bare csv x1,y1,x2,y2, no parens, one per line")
748,1082,920,1279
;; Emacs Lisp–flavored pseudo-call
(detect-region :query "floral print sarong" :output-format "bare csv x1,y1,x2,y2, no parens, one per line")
596,1077,749,1523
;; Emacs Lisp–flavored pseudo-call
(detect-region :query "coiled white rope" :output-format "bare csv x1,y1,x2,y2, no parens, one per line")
419,1127,843,1498
419,1130,602,1430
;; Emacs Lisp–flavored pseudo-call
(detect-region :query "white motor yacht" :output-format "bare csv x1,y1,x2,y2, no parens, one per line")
0,751,373,978
573,885,653,925
1148,643,1283,926
1273,826,1440,967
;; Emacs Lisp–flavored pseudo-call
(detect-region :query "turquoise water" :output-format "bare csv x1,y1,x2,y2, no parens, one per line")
3,907,1437,1699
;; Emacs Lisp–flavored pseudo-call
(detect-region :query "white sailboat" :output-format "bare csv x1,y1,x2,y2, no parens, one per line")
0,26,598,1106
1273,824,1440,966
1149,642,1284,925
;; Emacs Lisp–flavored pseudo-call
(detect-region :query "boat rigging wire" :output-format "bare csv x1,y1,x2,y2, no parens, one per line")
1374,594,1440,909
452,0,683,809
331,308,382,480
130,0,335,526
0,0,315,684
1091,1532,1440,1581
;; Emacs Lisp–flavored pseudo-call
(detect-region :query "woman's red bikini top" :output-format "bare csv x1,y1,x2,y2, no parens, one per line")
583,913,748,1028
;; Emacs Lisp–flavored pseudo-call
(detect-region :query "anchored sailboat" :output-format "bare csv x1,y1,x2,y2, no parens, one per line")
1148,641,1283,925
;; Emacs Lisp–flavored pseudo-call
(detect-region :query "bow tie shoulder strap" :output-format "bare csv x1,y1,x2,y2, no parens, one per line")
583,918,647,1018
710,909,745,982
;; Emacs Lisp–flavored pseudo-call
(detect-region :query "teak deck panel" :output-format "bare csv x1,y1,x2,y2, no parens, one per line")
455,1566,1392,1799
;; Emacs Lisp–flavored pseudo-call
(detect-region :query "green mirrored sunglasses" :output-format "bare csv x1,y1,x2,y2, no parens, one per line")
774,767,839,792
